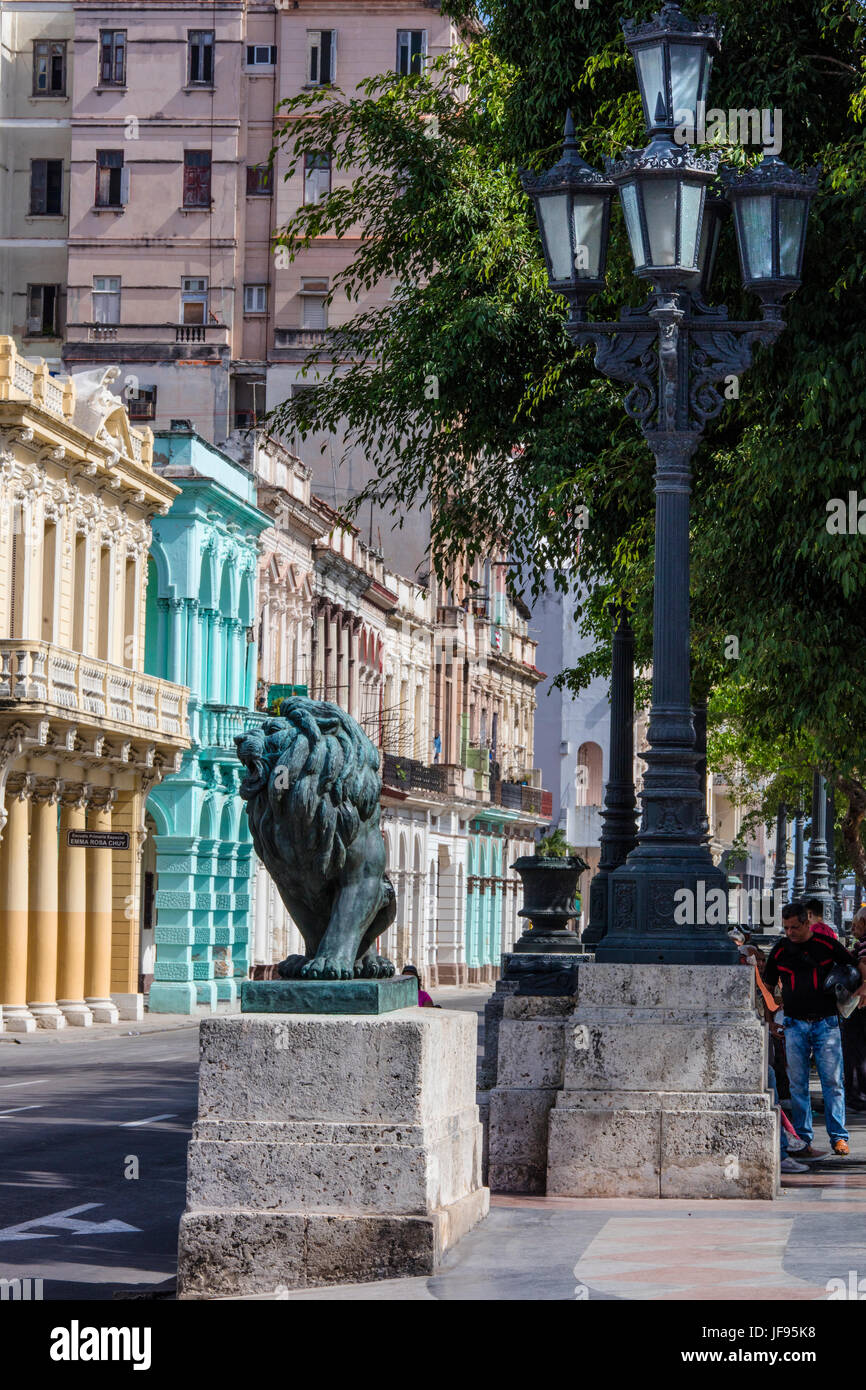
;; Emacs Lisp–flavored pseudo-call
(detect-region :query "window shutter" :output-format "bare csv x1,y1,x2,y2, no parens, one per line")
120,165,130,204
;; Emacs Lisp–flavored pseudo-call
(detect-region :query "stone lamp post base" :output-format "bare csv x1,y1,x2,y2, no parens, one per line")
177,1008,489,1297
487,963,778,1199
547,964,778,1199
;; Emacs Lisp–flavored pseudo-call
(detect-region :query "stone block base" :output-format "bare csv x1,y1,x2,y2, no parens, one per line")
148,982,198,1014
2,1005,36,1033
546,964,779,1200
57,1000,94,1027
29,1002,66,1029
176,1008,488,1296
111,993,143,1022
178,1188,489,1298
547,1092,778,1198
85,996,119,1024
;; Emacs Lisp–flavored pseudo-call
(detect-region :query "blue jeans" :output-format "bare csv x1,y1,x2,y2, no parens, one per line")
784,1015,848,1144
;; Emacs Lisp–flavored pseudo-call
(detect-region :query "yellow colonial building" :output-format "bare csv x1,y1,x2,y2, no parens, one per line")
0,338,189,1030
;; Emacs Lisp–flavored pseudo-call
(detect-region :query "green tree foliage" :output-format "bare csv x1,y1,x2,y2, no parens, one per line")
268,0,866,872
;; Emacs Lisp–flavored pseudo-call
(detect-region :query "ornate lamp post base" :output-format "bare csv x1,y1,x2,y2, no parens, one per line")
597,853,735,963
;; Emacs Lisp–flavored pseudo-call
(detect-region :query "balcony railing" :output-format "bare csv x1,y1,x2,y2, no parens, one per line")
273,328,332,350
382,752,447,796
496,781,552,818
0,641,189,740
65,323,231,349
196,703,266,751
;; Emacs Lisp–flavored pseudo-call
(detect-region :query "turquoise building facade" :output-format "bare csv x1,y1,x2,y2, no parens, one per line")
143,430,270,1013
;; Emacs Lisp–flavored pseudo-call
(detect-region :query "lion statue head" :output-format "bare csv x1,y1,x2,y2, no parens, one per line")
235,697,396,980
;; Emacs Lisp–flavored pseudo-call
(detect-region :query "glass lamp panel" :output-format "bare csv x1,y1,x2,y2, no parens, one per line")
698,53,713,105
669,44,702,129
635,45,666,128
571,195,604,278
677,181,704,267
778,197,807,277
538,193,573,281
620,182,647,267
738,195,773,279
642,177,679,265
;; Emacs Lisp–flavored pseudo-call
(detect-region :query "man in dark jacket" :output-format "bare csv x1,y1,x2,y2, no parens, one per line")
764,901,866,1156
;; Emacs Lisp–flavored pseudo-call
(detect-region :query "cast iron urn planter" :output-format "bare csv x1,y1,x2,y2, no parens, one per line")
512,854,589,954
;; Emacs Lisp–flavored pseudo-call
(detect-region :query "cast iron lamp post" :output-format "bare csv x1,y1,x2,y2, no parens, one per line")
521,3,817,962
805,769,833,925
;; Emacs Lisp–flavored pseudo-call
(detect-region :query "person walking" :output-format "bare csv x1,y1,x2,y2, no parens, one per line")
763,901,866,1157
842,907,866,1112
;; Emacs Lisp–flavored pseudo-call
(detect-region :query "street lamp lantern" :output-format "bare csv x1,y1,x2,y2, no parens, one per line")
695,182,729,300
607,144,717,288
520,111,615,319
721,153,819,311
622,2,720,137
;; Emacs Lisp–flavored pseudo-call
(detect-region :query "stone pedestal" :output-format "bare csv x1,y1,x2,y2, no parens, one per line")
546,964,778,1199
177,1008,489,1297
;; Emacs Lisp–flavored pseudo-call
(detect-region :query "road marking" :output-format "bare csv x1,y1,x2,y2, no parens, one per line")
0,1202,140,1243
120,1112,177,1127
0,1079,49,1089
0,1105,43,1116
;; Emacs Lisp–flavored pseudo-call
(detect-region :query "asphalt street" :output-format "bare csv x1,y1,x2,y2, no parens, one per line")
0,1023,200,1301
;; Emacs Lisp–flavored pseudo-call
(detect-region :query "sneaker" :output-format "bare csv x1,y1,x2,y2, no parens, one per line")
781,1156,810,1173
832,1139,850,1156
786,1136,808,1153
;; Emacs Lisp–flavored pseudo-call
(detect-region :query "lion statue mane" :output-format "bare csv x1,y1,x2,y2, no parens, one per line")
235,696,396,979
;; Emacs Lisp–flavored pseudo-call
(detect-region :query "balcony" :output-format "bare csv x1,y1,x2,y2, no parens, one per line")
64,322,231,360
196,704,266,753
496,782,553,818
0,641,189,742
382,752,447,796
273,328,332,350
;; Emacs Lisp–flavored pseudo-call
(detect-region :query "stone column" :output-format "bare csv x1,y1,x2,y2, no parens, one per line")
168,598,184,685
56,781,94,1026
27,776,65,1029
84,788,119,1023
226,619,240,707
185,598,201,696
793,798,806,897
0,775,36,1032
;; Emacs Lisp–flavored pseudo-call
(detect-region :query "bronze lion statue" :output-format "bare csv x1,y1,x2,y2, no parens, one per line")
235,697,396,980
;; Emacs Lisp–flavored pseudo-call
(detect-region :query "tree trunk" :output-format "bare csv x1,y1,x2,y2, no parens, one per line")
837,774,866,882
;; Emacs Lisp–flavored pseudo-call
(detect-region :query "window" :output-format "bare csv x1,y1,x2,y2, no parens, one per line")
304,152,331,205
128,385,157,420
26,284,59,336
99,30,126,86
246,44,277,66
307,30,335,85
33,40,66,96
397,30,427,76
181,276,208,324
300,277,328,330
188,30,214,84
246,164,272,196
244,285,268,315
92,276,121,324
30,159,63,215
95,150,128,207
183,150,211,207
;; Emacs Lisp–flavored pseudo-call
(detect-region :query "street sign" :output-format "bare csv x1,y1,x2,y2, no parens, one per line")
66,830,130,850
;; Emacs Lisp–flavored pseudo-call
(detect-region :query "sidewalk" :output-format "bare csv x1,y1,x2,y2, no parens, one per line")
0,1012,202,1046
